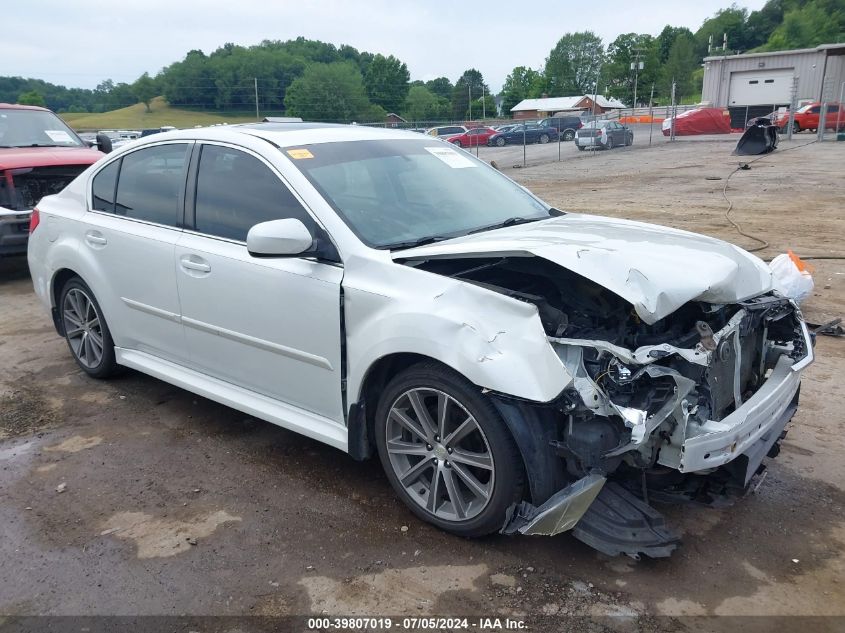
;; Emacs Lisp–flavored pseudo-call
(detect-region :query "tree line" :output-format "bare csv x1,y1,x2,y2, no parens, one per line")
3,0,842,122
502,0,845,111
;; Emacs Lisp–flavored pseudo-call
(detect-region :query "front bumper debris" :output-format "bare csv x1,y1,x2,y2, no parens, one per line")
501,474,606,536
572,482,681,559
501,475,681,559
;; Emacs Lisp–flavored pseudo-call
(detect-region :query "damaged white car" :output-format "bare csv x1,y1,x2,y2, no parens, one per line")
27,124,814,558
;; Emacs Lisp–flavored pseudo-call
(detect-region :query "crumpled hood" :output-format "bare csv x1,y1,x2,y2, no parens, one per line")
394,213,773,324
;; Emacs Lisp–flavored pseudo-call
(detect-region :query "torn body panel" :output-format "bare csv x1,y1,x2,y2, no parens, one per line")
342,254,573,406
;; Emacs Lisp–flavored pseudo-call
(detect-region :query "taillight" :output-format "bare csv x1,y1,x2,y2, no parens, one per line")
29,208,40,233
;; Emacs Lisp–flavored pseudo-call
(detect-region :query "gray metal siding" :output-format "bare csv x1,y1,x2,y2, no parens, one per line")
702,50,839,107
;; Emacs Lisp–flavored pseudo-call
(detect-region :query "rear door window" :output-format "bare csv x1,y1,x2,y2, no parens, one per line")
193,144,314,242
114,143,189,226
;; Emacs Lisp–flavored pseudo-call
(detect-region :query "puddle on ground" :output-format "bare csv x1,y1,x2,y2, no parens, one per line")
45,435,103,453
0,439,35,462
100,510,241,559
298,564,488,614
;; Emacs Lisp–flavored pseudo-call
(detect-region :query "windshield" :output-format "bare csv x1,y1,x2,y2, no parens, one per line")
285,139,555,249
0,109,83,148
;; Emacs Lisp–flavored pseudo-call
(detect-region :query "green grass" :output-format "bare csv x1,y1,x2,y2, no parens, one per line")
62,97,261,130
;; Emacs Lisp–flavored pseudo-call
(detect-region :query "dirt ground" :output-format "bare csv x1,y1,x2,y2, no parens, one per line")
1,137,844,632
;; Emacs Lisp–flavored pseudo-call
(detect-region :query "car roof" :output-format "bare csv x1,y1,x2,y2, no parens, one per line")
134,122,439,149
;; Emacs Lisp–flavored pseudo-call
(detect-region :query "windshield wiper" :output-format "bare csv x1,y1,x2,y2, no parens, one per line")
467,216,541,235
381,235,451,251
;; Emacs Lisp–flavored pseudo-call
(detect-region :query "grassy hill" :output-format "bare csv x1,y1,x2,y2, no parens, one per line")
62,97,261,130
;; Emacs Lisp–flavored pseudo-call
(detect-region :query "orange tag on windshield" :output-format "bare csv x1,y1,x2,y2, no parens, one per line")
287,148,314,159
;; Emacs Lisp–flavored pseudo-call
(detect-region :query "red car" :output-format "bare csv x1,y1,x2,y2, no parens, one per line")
0,104,106,256
776,102,844,134
445,127,498,147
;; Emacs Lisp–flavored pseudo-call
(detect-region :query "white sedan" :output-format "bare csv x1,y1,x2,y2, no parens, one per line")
27,123,813,558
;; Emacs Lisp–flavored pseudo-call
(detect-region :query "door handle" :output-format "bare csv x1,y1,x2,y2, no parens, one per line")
180,255,211,274
85,230,107,247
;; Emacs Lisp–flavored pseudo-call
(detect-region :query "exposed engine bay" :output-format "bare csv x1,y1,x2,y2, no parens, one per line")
1,166,88,211
411,255,813,557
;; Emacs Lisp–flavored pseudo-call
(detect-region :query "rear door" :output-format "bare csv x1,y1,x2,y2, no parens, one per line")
174,142,345,423
83,142,191,364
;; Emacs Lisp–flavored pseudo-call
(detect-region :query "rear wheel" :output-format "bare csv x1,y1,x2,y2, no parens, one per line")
562,129,576,141
59,277,118,378
375,363,525,537
452,139,462,147
792,121,801,134
577,144,585,151
495,137,505,147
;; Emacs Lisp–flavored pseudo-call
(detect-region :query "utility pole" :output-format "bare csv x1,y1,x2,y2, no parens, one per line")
710,34,729,107
631,49,644,109
254,77,259,121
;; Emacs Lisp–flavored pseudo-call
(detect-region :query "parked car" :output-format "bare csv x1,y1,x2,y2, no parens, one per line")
575,120,633,150
0,103,106,256
775,102,844,134
487,124,559,146
445,127,498,147
140,126,176,138
425,125,468,138
538,116,583,141
28,124,813,558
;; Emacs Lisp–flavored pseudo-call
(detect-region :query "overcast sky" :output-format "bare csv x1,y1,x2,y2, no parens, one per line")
5,0,767,93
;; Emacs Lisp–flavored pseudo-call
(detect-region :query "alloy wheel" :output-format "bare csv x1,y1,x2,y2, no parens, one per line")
385,388,495,522
62,288,105,369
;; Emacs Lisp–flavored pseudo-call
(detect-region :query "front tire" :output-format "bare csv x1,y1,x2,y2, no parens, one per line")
605,136,614,150
59,277,118,378
375,362,524,537
538,133,550,144
793,121,801,134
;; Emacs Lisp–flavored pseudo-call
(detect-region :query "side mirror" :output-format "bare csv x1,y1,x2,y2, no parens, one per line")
247,218,313,257
95,133,113,154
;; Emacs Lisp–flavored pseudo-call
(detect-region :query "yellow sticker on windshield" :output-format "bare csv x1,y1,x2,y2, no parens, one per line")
287,148,314,159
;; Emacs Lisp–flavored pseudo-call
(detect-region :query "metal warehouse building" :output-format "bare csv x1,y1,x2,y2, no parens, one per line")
702,43,845,126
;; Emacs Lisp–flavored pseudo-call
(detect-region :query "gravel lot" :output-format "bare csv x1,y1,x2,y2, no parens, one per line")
1,136,844,631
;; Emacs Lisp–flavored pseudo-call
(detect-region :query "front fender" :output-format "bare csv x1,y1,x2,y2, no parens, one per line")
344,261,571,404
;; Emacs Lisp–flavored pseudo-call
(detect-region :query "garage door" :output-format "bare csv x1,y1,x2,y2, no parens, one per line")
728,69,794,106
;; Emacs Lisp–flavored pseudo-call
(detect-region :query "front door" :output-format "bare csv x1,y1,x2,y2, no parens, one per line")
174,143,345,424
